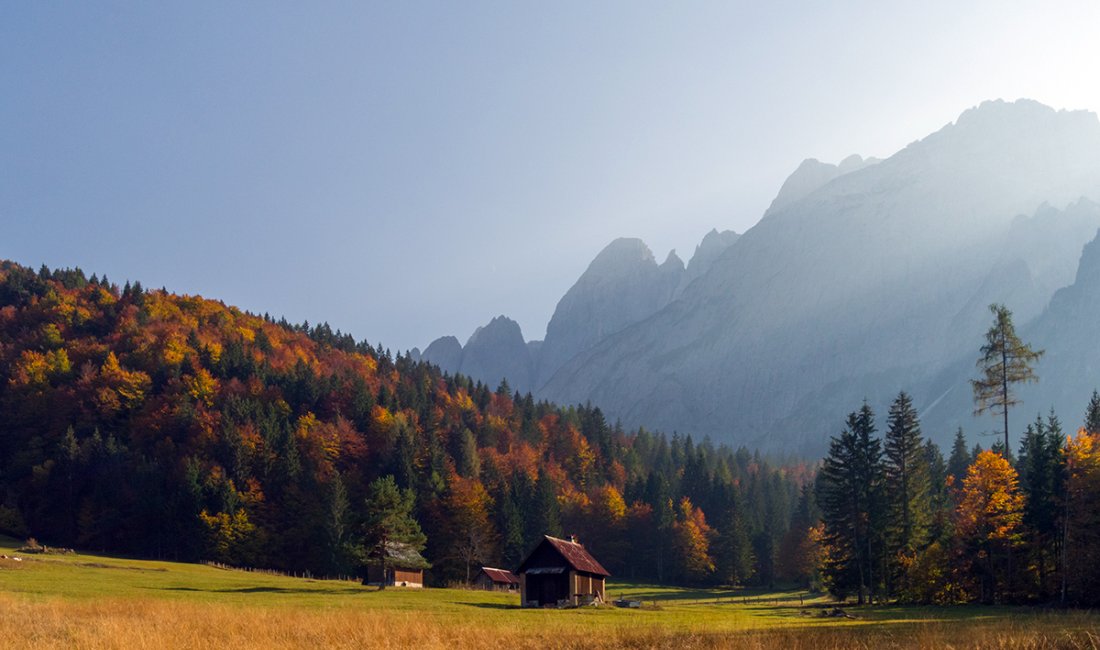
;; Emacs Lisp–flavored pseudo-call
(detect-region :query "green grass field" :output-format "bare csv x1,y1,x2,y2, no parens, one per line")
1,535,1097,649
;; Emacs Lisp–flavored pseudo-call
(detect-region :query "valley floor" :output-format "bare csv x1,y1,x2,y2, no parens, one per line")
1,537,1097,649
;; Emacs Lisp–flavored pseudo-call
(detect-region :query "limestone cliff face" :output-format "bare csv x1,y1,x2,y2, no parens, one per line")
535,238,685,388
679,229,740,295
539,100,1100,454
421,335,462,374
422,319,535,393
461,316,535,392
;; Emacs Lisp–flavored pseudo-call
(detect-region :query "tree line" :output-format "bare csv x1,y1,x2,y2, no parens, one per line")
0,261,810,587
5,262,1100,606
815,304,1100,605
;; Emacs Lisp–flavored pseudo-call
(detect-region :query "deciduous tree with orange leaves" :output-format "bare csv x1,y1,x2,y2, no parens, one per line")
955,450,1025,603
1063,428,1100,604
671,496,715,584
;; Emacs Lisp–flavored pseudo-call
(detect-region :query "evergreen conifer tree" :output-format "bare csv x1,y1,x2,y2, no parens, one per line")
360,475,429,588
1017,410,1066,596
883,392,932,592
1085,390,1100,434
816,403,885,603
947,428,971,491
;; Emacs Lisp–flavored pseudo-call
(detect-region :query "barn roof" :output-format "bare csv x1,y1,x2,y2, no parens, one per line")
479,567,519,585
517,535,611,577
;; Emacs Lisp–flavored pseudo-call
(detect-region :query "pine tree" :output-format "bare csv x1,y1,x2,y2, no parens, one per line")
883,392,932,593
947,428,971,492
323,472,354,575
816,403,885,603
971,303,1044,453
496,484,526,569
530,470,561,544
1017,411,1066,597
1085,390,1100,434
923,439,950,541
715,490,755,586
360,476,429,588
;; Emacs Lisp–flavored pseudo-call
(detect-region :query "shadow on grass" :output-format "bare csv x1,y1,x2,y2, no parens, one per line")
462,602,520,610
162,586,366,595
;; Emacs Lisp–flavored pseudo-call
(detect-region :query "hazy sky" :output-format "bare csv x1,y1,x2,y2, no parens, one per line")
4,2,1100,352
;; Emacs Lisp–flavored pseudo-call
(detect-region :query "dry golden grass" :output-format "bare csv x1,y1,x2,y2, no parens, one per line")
2,593,1099,650
3,537,1099,649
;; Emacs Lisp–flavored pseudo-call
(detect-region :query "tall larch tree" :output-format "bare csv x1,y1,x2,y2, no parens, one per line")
971,303,1044,453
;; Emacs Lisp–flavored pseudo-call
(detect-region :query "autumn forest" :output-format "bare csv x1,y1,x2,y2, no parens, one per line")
2,260,1100,608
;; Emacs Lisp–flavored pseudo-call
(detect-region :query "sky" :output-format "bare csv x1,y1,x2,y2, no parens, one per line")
4,2,1100,353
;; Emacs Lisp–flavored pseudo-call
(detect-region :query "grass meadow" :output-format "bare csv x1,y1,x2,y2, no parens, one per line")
2,536,1098,649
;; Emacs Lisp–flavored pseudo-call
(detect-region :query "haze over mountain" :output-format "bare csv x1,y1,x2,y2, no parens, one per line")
425,99,1100,454
424,230,740,393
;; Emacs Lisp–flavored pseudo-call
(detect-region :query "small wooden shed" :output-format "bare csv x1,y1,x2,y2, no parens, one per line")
474,566,520,591
363,541,427,588
516,535,610,607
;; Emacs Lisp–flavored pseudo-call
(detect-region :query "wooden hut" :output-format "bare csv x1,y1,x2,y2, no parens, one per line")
363,541,427,588
473,566,519,591
516,535,610,607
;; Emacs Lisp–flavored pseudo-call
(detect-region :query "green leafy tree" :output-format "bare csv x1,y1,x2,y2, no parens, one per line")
360,475,429,588
971,303,1044,453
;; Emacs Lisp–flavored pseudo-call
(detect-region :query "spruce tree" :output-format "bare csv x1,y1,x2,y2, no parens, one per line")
1017,410,1066,596
883,392,932,591
1085,390,1100,434
923,439,950,541
360,475,429,587
323,473,353,575
715,490,755,586
947,428,971,490
816,403,885,603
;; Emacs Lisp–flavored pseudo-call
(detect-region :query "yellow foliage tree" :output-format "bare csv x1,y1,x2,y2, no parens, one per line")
199,509,257,566
955,450,1025,603
97,352,151,415
1064,429,1100,604
185,368,219,407
671,496,715,583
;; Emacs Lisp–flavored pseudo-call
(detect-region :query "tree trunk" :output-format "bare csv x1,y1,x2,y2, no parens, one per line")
1001,338,1009,453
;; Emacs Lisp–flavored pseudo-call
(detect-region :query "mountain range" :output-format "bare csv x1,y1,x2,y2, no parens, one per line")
420,99,1100,454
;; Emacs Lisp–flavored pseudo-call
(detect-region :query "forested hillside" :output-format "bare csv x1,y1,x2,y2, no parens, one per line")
0,260,812,586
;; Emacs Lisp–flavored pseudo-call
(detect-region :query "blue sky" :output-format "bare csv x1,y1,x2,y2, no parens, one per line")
4,2,1100,352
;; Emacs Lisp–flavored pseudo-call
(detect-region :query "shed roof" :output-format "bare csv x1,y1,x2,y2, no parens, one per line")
517,535,611,577
381,541,430,570
479,567,519,585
